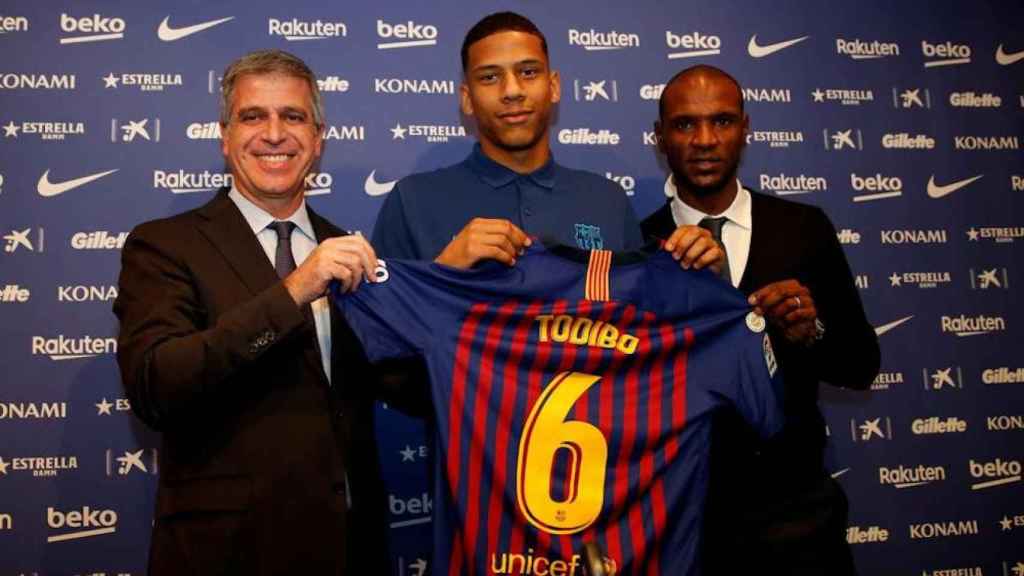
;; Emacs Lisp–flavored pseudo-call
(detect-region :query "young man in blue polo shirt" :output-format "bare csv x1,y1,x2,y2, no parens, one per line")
372,11,723,267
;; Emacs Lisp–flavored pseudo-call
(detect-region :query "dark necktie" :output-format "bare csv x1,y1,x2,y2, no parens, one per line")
270,221,297,279
698,216,732,285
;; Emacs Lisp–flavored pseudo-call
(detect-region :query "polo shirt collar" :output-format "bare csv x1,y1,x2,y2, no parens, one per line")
467,143,556,190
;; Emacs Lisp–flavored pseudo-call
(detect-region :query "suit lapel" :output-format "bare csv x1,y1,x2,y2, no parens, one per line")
309,206,348,389
641,201,676,242
738,191,767,294
196,189,280,296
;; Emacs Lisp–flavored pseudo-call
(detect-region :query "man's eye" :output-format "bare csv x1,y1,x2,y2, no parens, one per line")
521,68,539,78
239,112,261,123
286,113,306,123
478,73,497,83
715,117,733,127
675,120,694,130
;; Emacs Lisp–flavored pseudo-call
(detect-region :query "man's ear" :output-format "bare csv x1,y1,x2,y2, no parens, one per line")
549,69,561,104
459,83,474,117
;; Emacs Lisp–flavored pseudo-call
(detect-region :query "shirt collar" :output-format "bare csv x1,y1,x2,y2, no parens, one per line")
228,186,316,242
668,176,752,230
467,143,556,190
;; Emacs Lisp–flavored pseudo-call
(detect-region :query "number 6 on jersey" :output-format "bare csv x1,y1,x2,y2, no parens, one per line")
516,371,608,534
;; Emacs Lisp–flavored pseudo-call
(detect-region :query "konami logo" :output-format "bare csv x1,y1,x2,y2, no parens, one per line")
909,520,979,539
986,415,1024,431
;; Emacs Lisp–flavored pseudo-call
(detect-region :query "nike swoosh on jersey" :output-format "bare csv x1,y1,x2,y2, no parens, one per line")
157,16,235,42
995,44,1024,66
927,175,983,199
874,315,913,336
364,170,397,196
747,34,810,58
37,169,119,197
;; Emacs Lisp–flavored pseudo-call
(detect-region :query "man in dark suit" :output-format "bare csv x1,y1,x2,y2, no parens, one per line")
641,65,880,575
114,50,385,575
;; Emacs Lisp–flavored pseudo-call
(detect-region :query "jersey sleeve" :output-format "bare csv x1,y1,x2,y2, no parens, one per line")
334,259,435,362
716,318,785,439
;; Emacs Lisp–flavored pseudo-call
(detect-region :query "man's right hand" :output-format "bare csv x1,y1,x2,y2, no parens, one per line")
434,218,531,269
284,234,377,305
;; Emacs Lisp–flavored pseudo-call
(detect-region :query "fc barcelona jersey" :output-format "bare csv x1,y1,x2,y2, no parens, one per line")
336,244,784,576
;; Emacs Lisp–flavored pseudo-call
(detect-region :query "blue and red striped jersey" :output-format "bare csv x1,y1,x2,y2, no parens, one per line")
337,244,783,576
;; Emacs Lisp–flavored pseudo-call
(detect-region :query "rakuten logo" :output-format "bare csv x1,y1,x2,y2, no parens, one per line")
940,314,1006,336
47,506,117,542
968,458,1021,490
558,128,620,145
851,173,903,202
878,464,946,488
836,38,900,59
0,15,29,34
376,20,437,49
922,40,971,67
154,169,232,193
568,28,639,51
32,335,116,360
59,13,125,44
759,173,826,196
665,31,721,59
268,18,346,41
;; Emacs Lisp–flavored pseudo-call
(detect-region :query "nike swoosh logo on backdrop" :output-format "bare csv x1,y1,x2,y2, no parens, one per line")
364,170,397,196
874,316,913,336
157,16,235,42
747,34,810,58
927,175,983,199
995,44,1024,66
37,169,119,197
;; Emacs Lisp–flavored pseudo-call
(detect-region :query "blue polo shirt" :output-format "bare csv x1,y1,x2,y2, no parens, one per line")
371,144,643,260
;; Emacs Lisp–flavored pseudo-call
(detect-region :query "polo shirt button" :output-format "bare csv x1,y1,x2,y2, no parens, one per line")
523,208,533,217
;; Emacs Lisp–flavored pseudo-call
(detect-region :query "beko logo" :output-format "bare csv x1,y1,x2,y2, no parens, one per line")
47,506,118,542
0,402,67,420
268,18,346,41
759,173,826,196
922,41,972,67
949,92,1002,108
59,13,125,44
0,73,76,90
3,121,85,141
665,31,721,59
58,285,118,302
605,173,635,196
71,231,127,250
742,88,791,103
558,128,620,145
388,492,433,526
154,170,232,194
940,314,1006,336
987,415,1024,430
747,130,803,148
811,88,873,106
0,15,28,34
851,173,903,202
568,28,639,51
32,335,117,360
836,38,899,59
0,284,30,303
909,520,979,539
878,464,946,488
376,20,437,49
882,133,935,150
846,525,889,544
954,136,1019,150
968,458,1021,490
374,78,454,95
303,173,333,196
911,417,967,435
102,72,182,91
983,367,1024,385
871,371,903,391
880,229,947,245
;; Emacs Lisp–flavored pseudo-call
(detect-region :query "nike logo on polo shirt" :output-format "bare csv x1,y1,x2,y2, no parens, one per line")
874,315,913,336
157,16,235,42
995,44,1024,66
747,34,810,58
37,169,119,197
364,170,397,196
927,175,983,199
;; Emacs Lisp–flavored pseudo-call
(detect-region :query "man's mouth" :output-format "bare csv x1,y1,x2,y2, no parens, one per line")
498,109,533,124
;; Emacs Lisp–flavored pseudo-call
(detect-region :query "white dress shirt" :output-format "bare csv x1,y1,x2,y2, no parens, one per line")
667,176,752,289
229,188,332,383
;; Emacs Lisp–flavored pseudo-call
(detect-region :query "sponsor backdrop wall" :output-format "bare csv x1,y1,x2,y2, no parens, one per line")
0,1,1021,574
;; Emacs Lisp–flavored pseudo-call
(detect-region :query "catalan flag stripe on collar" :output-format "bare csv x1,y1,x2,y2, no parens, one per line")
585,249,612,301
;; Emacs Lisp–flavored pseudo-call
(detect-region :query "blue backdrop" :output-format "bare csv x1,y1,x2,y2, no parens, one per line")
0,1,1021,574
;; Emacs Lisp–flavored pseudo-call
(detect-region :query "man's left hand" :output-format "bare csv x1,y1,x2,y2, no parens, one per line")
663,225,724,273
748,279,817,346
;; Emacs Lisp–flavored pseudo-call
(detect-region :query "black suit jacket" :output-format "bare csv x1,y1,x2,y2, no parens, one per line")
114,190,387,575
642,190,879,572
